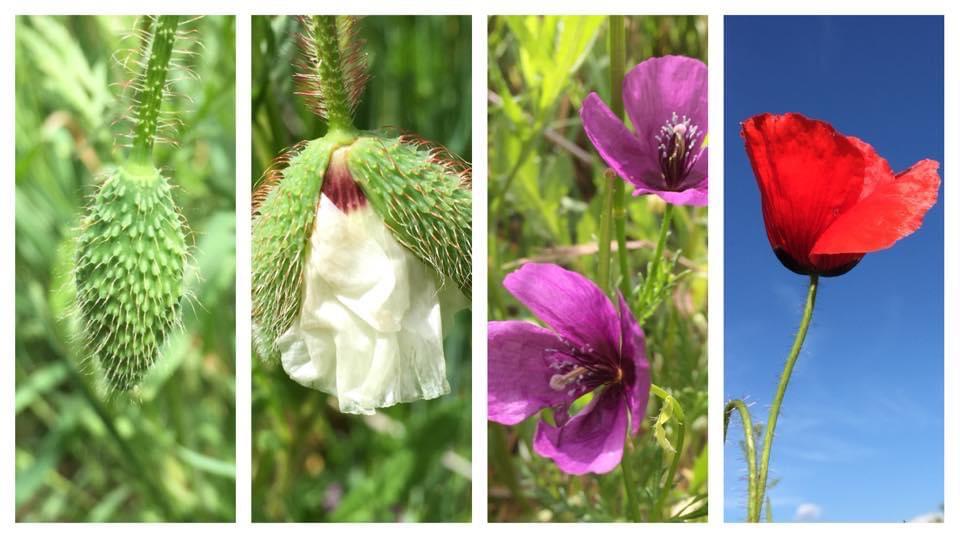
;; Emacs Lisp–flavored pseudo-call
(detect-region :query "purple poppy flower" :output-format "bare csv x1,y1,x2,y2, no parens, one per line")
581,55,708,206
488,263,651,474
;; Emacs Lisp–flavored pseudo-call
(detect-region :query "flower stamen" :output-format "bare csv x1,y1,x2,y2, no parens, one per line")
549,366,588,391
655,111,702,188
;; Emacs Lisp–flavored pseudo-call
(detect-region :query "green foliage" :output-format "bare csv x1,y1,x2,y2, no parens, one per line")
488,15,707,522
252,16,472,522
15,15,236,522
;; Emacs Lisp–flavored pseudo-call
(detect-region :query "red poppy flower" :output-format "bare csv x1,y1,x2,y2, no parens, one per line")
741,112,940,277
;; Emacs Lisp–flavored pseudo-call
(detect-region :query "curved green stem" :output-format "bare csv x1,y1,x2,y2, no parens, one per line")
313,15,355,132
620,438,641,522
130,15,179,163
753,274,819,521
724,399,756,521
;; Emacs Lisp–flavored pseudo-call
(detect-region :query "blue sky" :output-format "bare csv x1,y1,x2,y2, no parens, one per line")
724,16,944,523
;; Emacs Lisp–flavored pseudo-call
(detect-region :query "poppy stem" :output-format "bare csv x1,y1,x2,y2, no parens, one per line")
607,15,630,298
724,399,757,522
753,274,819,522
597,171,616,293
620,438,641,522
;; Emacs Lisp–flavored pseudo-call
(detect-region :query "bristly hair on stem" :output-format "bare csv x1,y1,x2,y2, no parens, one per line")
293,15,368,130
112,16,202,162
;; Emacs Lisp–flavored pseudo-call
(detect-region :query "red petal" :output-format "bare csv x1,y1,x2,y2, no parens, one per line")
741,113,865,273
813,158,940,255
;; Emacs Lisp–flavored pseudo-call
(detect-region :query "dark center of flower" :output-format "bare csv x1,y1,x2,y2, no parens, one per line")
656,112,702,189
545,341,622,398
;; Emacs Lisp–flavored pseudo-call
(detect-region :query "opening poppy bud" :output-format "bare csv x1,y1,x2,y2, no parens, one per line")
741,112,940,277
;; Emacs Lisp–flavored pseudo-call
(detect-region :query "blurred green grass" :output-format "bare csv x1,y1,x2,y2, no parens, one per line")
487,15,708,522
251,16,472,522
15,15,236,522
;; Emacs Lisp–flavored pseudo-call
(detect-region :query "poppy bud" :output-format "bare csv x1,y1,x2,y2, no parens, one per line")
75,163,187,391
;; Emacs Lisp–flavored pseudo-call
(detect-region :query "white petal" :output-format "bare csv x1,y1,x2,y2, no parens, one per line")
278,194,457,414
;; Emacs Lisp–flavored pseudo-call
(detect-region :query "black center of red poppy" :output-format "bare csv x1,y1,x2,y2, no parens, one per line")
656,112,702,189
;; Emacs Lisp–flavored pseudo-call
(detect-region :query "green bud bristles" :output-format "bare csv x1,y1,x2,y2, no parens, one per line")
294,15,368,131
348,135,472,298
74,164,187,391
251,137,338,359
252,140,310,216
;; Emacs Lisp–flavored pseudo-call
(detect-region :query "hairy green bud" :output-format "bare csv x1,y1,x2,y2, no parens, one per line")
75,162,186,391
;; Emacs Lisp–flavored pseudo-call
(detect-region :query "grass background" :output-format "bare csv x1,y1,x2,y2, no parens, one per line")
250,15,473,522
15,15,237,522
487,15,708,522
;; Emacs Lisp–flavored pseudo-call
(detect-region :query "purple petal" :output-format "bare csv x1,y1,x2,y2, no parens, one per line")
618,293,650,436
688,146,708,187
503,263,621,362
533,387,628,475
634,184,708,207
624,56,708,158
488,321,576,425
581,92,664,191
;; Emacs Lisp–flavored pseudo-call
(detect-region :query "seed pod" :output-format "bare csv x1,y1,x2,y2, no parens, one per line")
75,163,186,391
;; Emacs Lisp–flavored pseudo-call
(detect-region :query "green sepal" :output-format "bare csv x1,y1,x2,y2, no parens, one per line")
251,135,345,359
348,135,472,299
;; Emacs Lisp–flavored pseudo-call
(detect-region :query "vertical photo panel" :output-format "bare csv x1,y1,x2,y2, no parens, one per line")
250,15,473,522
14,15,237,522
723,15,944,523
487,15,708,522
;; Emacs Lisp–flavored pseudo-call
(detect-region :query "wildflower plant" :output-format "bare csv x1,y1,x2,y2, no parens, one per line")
250,15,472,521
15,15,236,522
251,16,471,416
488,16,707,522
724,112,940,522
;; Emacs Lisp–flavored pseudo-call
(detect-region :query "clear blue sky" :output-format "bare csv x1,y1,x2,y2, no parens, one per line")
724,16,944,523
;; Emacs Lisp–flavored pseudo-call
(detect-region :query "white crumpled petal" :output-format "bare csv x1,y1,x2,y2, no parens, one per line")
277,194,460,414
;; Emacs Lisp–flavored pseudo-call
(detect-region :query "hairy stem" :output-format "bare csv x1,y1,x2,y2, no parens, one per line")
724,399,757,521
313,15,355,132
130,15,179,163
754,274,819,522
